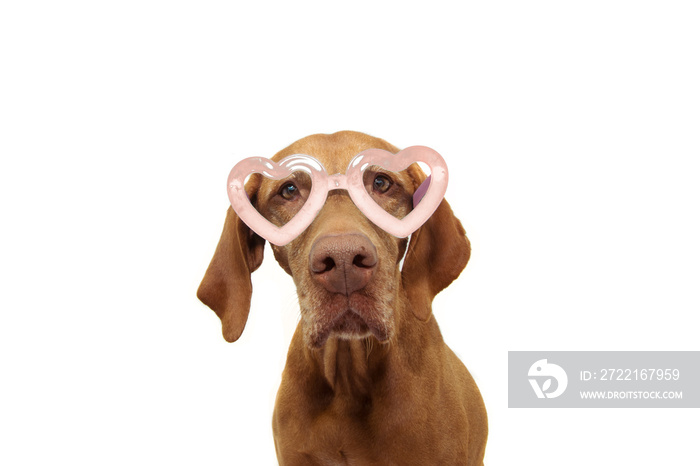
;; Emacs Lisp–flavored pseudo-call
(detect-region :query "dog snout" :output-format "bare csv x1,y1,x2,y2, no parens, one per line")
309,234,378,295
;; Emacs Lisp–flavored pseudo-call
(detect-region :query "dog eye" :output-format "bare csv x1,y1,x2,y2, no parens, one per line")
373,174,392,194
279,182,299,200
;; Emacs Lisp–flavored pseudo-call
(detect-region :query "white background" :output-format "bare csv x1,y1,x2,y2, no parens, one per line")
1,1,698,465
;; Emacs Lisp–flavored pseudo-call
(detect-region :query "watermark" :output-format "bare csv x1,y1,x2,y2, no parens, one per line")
528,359,568,398
508,352,700,408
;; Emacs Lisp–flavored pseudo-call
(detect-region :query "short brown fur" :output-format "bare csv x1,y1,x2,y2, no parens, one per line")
198,131,487,465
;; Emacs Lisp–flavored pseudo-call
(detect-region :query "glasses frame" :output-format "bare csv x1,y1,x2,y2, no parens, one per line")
227,146,448,246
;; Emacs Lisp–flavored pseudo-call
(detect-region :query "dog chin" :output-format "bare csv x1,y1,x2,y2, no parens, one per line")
305,293,392,348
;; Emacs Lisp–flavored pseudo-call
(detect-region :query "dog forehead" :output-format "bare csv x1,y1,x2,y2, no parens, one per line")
270,131,400,174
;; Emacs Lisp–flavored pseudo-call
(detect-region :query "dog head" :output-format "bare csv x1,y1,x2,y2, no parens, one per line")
198,131,470,346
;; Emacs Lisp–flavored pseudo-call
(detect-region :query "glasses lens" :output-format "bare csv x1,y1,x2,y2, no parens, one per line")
255,171,312,226
361,165,417,220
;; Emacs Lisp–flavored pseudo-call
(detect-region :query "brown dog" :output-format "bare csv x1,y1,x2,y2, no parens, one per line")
198,131,487,465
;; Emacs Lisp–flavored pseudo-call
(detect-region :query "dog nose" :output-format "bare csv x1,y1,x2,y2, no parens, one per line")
309,234,378,295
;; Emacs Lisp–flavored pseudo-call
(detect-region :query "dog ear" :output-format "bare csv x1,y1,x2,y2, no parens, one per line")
401,164,471,321
197,178,265,342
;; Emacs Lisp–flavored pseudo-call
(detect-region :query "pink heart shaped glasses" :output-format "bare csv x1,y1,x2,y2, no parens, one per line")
227,146,448,246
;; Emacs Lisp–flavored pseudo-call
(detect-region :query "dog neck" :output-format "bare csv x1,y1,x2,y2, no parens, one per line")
316,337,380,400
296,293,443,409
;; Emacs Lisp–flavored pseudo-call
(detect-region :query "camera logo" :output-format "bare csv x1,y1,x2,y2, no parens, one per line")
528,359,568,399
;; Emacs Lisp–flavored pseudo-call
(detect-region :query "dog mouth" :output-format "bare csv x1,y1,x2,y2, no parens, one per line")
306,293,392,348
331,310,371,336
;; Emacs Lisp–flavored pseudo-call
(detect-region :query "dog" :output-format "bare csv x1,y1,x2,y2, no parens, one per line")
198,131,488,465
